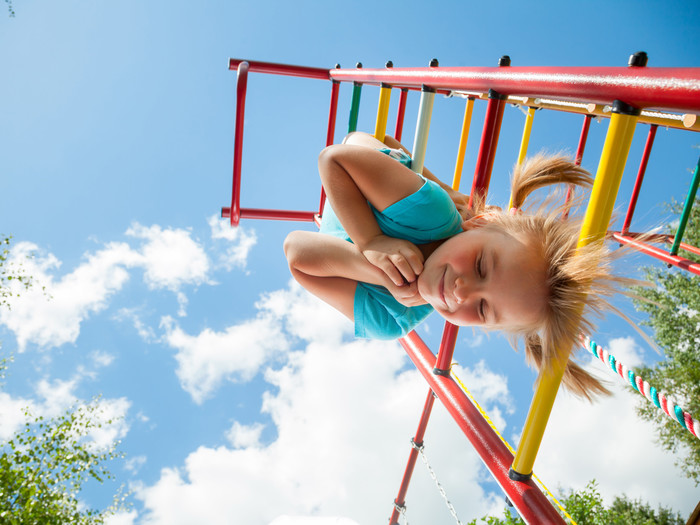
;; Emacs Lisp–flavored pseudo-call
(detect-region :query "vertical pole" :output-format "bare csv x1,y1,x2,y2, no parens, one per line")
374,61,394,143
508,105,536,209
388,390,436,525
411,59,438,175
318,78,341,217
574,114,592,166
621,124,658,234
468,90,506,208
517,106,536,166
669,156,700,255
374,83,392,142
394,88,409,142
468,55,510,208
348,63,364,134
411,86,436,175
452,97,475,191
511,100,640,480
228,61,250,227
562,114,593,220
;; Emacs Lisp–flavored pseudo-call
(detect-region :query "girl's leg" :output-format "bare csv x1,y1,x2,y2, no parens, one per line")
342,131,388,149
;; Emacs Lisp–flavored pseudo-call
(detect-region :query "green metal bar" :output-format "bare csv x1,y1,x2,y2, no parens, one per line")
670,156,700,256
348,82,362,133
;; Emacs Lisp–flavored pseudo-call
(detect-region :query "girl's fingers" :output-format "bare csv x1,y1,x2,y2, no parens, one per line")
392,256,416,283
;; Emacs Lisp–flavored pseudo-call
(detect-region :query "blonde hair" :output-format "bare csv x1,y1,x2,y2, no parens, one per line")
478,154,641,401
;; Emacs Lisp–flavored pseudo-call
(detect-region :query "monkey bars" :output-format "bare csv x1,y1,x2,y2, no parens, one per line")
221,55,700,524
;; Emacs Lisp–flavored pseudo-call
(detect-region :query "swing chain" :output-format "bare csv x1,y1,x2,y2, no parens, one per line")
394,501,410,525
411,440,464,525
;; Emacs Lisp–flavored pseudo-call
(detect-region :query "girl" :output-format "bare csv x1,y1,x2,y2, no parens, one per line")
285,132,624,400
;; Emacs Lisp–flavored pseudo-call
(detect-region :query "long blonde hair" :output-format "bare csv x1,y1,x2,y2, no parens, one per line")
480,154,641,400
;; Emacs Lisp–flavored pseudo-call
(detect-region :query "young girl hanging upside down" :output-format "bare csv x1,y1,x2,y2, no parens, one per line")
284,131,631,400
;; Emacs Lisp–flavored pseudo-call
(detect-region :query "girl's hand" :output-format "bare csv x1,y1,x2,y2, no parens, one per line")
384,279,428,307
361,235,424,287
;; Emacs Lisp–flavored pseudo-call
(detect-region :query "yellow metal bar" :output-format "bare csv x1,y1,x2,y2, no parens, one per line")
517,107,536,166
452,97,474,191
511,105,640,477
508,107,537,209
374,85,392,142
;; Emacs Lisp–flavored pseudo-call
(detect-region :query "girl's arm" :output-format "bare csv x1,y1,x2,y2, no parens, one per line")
318,144,427,286
284,231,425,320
381,134,473,220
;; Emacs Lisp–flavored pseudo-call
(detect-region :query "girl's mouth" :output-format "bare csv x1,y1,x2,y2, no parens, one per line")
439,269,447,309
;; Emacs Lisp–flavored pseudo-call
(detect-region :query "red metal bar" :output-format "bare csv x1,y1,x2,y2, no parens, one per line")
318,80,341,216
621,125,658,234
226,61,250,226
612,231,700,257
574,114,592,166
229,58,330,80
398,331,566,524
469,92,506,208
394,88,409,142
563,114,593,219
221,207,318,222
612,232,700,275
434,322,460,373
330,66,700,111
389,389,436,525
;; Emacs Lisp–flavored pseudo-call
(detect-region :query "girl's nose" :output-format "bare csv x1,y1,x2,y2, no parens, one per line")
453,276,470,304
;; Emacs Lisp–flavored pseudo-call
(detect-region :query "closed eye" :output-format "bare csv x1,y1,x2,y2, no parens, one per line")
476,252,484,279
479,298,485,322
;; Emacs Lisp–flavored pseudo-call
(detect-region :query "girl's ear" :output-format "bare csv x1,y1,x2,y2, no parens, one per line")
461,213,492,231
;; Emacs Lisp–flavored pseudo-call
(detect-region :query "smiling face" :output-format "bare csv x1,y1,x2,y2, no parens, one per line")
417,225,548,329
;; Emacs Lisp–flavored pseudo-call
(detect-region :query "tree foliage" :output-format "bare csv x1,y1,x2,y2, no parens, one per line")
467,480,684,525
0,403,126,524
632,197,700,485
0,235,36,311
0,236,128,523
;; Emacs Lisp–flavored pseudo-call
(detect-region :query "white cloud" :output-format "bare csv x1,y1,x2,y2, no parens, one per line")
126,224,211,292
135,285,512,525
160,312,288,404
0,368,130,454
0,391,33,440
226,421,265,449
0,223,221,351
104,510,138,525
91,350,116,368
0,241,137,351
125,455,148,474
268,518,360,525
208,215,257,271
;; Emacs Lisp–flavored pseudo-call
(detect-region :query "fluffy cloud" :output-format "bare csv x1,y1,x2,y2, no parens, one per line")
0,369,130,451
0,240,137,351
133,289,698,524
126,223,211,291
159,283,353,404
135,288,511,525
208,215,257,270
0,220,252,351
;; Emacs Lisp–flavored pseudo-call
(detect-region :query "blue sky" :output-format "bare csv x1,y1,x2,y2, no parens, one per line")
1,1,699,524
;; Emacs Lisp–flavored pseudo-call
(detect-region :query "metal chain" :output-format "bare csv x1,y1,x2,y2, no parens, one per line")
394,501,410,525
411,440,464,525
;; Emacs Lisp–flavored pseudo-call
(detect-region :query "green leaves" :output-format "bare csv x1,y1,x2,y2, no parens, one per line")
632,197,700,485
467,481,684,524
0,400,128,524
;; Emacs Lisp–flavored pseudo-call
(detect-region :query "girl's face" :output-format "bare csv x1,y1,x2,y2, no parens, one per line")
417,224,548,329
